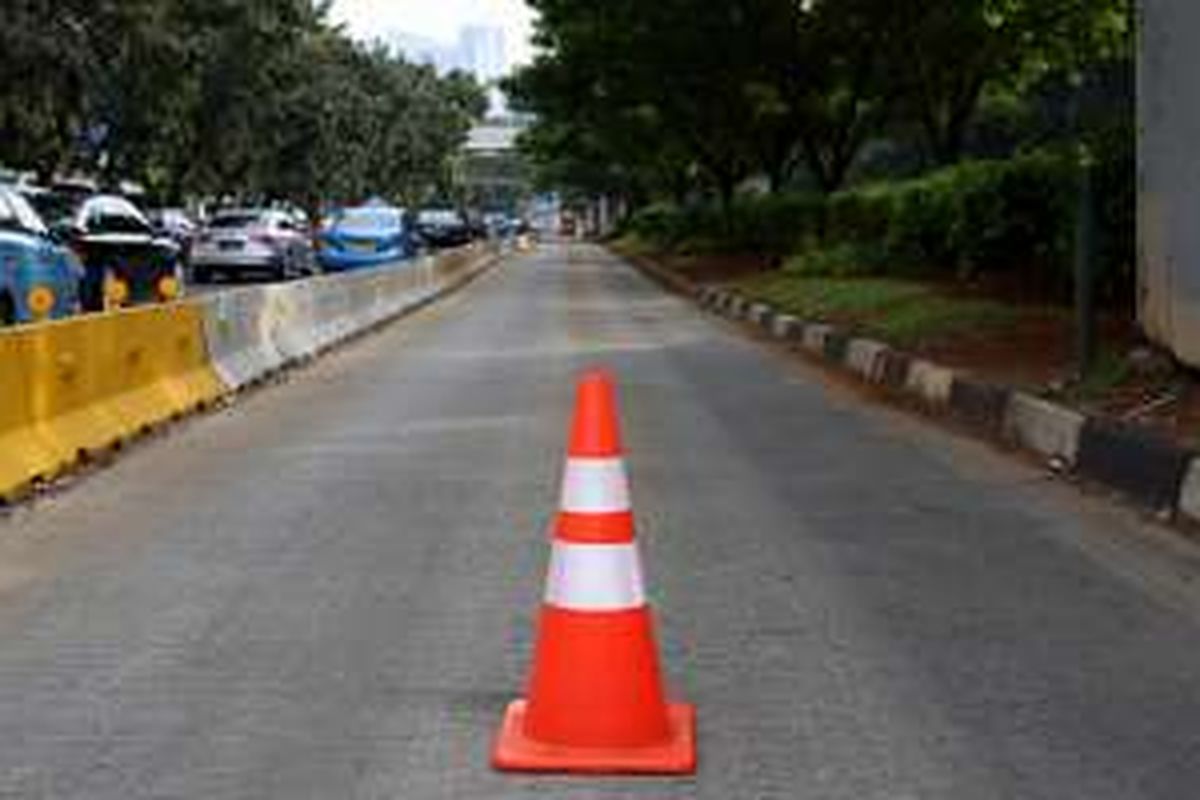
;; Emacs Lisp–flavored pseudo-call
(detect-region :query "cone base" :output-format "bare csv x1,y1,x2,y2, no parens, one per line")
491,699,696,774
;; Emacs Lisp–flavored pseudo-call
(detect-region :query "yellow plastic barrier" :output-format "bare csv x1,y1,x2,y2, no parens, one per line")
0,303,225,499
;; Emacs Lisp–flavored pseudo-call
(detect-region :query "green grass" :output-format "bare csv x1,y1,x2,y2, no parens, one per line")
610,233,658,256
740,274,928,318
738,273,1020,348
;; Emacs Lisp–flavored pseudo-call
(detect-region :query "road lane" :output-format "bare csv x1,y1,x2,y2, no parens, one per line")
1,243,1199,799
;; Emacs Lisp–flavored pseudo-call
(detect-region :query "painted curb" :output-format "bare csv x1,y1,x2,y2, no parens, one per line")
905,360,956,406
615,250,1200,520
948,377,1011,431
748,302,774,327
1178,459,1200,524
1076,419,1192,512
771,314,803,340
801,323,834,355
1004,392,1085,466
846,338,891,383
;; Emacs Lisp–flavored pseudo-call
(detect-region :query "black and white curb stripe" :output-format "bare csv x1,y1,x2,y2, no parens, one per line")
701,287,1200,523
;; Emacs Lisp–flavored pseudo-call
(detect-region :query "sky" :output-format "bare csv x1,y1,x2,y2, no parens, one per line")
329,0,536,69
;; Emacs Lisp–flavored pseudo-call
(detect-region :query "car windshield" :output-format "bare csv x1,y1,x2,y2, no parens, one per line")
336,209,399,233
83,197,151,235
0,190,48,235
26,192,74,226
209,213,264,230
418,210,460,226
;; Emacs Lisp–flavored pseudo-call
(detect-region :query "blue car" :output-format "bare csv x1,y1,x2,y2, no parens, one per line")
0,186,82,325
317,204,415,272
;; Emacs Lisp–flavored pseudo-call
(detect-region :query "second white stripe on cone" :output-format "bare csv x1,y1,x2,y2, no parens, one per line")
544,541,646,611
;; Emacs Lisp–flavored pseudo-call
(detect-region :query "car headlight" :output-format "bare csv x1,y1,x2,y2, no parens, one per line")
27,286,56,318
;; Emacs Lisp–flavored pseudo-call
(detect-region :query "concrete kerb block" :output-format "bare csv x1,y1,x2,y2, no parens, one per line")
1076,419,1192,512
846,338,891,383
771,314,802,340
748,302,773,327
905,359,955,406
880,350,912,390
823,330,850,364
1004,392,1085,466
801,323,834,355
948,376,1011,431
1179,459,1200,524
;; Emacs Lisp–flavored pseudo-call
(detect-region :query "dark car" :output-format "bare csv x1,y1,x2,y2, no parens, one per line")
415,208,472,250
54,195,183,312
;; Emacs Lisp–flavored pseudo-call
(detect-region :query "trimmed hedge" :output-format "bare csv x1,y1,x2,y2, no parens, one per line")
623,148,1132,299
624,194,822,256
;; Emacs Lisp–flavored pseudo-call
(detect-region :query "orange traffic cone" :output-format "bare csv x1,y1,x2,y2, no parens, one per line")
492,369,696,774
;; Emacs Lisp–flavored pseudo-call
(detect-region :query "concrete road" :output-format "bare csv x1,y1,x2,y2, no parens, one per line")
2,244,1200,799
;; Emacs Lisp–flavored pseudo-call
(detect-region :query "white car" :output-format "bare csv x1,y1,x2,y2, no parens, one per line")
191,209,314,283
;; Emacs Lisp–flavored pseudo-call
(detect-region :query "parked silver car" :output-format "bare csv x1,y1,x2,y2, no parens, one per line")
191,209,314,283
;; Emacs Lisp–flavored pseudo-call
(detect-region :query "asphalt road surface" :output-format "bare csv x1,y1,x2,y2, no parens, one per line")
2,243,1200,799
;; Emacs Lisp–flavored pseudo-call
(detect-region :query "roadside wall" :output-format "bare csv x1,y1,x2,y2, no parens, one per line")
1138,0,1200,366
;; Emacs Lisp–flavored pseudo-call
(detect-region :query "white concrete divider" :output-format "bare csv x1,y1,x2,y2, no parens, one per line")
197,285,288,390
195,245,497,393
263,280,320,363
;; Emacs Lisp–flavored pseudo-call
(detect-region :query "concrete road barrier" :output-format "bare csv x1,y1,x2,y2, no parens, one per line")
0,244,502,499
0,304,224,499
199,287,287,390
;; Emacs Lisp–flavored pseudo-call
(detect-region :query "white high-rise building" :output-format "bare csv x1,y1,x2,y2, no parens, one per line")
458,25,507,82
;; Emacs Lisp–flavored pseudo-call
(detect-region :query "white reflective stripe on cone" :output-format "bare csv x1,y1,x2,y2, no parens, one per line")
543,541,646,611
559,457,631,514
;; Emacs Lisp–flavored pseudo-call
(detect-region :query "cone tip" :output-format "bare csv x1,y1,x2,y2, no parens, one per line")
568,368,623,457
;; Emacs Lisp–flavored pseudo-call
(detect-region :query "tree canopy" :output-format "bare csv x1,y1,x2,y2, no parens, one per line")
0,0,487,206
506,0,1132,202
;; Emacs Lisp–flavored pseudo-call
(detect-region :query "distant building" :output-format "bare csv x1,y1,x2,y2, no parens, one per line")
382,30,447,68
458,25,507,81
384,25,506,79
383,24,509,113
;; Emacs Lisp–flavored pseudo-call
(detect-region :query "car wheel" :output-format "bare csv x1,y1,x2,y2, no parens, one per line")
194,265,212,284
0,293,15,326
